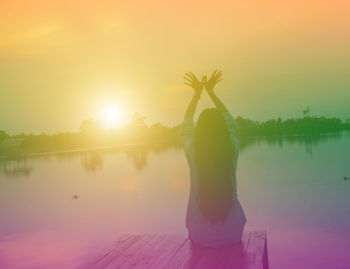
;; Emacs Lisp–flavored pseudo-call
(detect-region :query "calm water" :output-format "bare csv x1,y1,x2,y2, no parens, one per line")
1,133,350,269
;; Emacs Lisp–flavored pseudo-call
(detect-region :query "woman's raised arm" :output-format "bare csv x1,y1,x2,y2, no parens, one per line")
205,70,239,150
205,70,229,113
183,72,204,120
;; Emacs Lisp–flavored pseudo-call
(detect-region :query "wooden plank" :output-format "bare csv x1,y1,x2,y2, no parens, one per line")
103,235,159,269
194,238,246,269
108,235,163,269
117,234,185,269
211,234,250,269
164,232,252,269
144,235,188,269
86,231,268,269
244,231,268,269
161,236,194,269
262,236,269,269
79,234,140,269
118,232,180,269
87,235,145,269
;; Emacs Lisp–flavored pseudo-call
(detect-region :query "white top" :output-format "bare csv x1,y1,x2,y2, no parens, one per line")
180,111,247,248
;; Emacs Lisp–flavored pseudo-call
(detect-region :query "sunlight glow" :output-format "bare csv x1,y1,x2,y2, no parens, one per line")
101,104,124,129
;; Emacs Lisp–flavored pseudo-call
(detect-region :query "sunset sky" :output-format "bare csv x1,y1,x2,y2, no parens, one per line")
1,0,349,134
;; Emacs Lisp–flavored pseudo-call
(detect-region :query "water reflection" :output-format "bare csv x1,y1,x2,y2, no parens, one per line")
238,132,344,157
80,152,103,172
0,159,32,177
0,132,346,176
124,147,148,172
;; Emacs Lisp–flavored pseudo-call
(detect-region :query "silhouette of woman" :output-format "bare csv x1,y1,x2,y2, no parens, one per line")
181,70,247,247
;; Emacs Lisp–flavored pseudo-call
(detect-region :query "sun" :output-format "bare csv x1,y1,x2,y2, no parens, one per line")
101,105,124,129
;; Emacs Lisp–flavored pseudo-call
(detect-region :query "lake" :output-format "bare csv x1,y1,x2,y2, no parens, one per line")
1,132,350,269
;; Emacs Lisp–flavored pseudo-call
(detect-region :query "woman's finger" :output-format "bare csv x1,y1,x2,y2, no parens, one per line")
211,70,218,79
184,82,192,86
215,71,222,80
185,72,194,79
184,77,192,83
186,72,195,80
215,76,222,83
189,72,199,81
185,73,192,79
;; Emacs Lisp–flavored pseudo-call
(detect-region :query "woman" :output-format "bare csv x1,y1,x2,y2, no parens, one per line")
181,70,247,248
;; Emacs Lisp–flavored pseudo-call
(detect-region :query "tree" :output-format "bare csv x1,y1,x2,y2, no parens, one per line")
131,112,147,128
0,130,9,144
79,119,101,133
303,105,311,118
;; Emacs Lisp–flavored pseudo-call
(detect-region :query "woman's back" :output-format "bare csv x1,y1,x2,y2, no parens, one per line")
181,110,247,248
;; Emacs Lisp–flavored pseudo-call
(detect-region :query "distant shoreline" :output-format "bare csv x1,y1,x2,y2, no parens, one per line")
25,143,145,157
1,113,349,159
1,130,348,161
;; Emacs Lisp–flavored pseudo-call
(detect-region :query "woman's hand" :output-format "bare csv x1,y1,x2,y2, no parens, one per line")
184,72,204,97
204,70,228,112
205,70,222,95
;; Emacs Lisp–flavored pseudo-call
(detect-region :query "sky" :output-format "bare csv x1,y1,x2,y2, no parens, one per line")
0,0,350,134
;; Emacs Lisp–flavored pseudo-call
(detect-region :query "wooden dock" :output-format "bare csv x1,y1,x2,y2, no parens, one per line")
83,231,268,269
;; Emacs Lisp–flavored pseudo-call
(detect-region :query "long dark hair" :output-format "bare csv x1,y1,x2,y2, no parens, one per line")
194,108,235,224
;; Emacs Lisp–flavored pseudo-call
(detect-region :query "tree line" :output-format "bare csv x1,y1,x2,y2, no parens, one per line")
0,108,349,157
